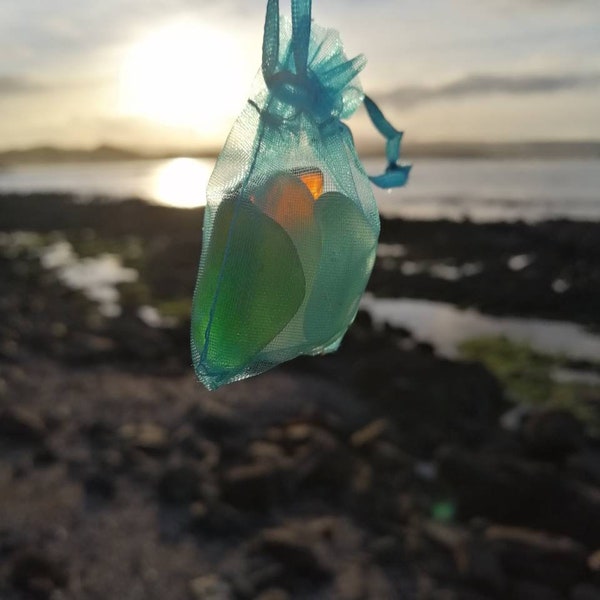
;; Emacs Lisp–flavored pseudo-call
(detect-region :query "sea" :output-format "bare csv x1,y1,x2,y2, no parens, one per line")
1,157,599,222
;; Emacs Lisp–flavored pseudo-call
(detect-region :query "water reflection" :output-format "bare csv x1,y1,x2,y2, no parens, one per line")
361,294,600,362
151,157,210,208
40,240,138,317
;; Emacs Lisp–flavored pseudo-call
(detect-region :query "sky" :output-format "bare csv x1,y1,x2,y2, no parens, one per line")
0,0,599,151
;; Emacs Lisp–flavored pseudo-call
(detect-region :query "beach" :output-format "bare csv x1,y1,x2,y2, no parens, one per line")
0,192,599,599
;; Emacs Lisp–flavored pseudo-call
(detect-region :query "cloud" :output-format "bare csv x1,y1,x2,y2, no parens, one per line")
381,72,600,108
0,75,46,94
0,75,108,100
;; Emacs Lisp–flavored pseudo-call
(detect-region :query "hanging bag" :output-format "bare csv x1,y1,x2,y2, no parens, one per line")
191,0,410,389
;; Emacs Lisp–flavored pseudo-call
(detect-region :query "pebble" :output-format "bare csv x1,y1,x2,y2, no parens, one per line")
0,407,46,443
158,464,204,503
10,550,68,598
119,422,169,455
189,574,233,600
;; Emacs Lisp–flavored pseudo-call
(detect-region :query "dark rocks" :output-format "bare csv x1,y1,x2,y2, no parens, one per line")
189,401,243,443
188,574,233,600
437,446,600,547
523,409,585,460
292,427,356,492
174,425,220,469
61,332,116,364
511,580,564,600
485,525,588,590
258,527,331,582
157,463,206,504
120,422,169,456
221,462,285,511
253,517,362,584
242,517,399,599
350,419,389,449
0,407,46,444
568,449,600,487
461,538,506,594
10,550,68,599
571,583,600,600
83,470,117,501
374,218,600,327
254,588,291,600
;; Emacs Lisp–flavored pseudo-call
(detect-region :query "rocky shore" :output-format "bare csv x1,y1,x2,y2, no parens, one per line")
0,193,599,599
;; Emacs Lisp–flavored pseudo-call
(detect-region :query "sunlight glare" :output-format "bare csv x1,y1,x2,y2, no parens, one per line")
152,157,211,208
119,21,248,134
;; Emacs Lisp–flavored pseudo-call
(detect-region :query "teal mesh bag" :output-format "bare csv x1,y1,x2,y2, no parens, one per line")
191,0,410,389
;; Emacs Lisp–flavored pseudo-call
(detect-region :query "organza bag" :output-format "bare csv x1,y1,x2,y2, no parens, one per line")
191,0,410,389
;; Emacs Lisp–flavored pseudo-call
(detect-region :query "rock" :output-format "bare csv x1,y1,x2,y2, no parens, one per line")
10,550,68,599
283,423,313,445
62,332,116,364
85,420,118,448
253,517,365,588
174,426,220,469
189,574,233,600
571,583,600,600
0,406,46,444
423,520,469,552
369,536,400,563
485,525,587,590
120,422,169,455
191,401,242,441
437,446,600,546
369,440,412,471
523,409,585,460
461,539,506,594
107,315,175,362
421,521,505,593
255,588,291,600
221,462,284,510
83,471,116,501
33,442,58,466
257,527,331,581
512,580,563,600
589,548,600,572
247,440,289,465
158,464,204,503
350,419,389,449
292,428,356,492
121,448,163,483
334,561,368,600
188,501,246,535
568,449,600,487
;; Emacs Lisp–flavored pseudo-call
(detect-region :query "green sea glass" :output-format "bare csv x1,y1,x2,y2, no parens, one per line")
192,196,305,388
304,191,378,351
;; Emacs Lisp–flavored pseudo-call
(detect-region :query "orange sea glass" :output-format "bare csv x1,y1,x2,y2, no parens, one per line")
293,167,324,199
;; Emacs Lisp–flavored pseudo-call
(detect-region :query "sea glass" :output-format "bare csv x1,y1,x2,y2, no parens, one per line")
192,195,305,388
292,167,324,199
304,191,378,351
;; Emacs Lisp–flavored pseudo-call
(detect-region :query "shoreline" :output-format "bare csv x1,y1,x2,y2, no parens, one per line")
1,192,599,328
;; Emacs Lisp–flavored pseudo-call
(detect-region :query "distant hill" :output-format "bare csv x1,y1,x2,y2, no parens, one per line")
0,141,599,166
398,141,600,159
0,145,147,165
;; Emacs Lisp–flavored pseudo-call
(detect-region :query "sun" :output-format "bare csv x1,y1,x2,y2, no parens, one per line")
119,21,249,133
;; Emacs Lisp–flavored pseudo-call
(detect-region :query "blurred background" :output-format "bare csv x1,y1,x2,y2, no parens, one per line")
1,1,599,599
